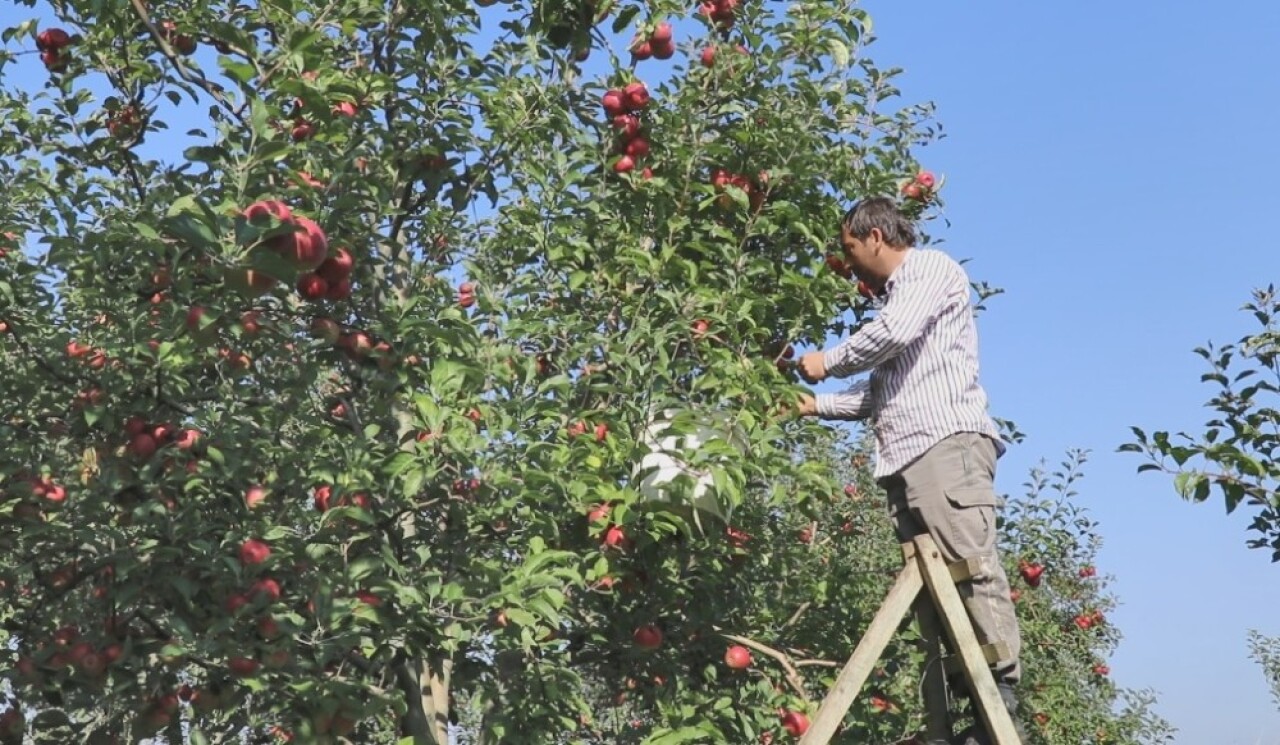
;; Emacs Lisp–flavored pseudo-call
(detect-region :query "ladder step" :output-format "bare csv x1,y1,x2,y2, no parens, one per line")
942,641,1012,677
948,556,984,583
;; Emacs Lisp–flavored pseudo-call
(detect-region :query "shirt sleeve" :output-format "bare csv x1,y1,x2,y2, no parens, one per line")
815,379,873,420
822,253,960,379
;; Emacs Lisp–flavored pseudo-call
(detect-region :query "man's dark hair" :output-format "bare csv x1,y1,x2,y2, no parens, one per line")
840,196,916,248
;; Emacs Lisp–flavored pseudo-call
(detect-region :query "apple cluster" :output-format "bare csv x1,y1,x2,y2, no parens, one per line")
158,20,197,56
901,169,937,202
240,199,353,302
710,168,767,211
122,416,200,461
697,0,741,29
35,27,72,72
602,82,654,175
630,21,675,61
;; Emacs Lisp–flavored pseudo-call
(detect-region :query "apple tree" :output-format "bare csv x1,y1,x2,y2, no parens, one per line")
0,0,1177,743
995,450,1174,744
0,0,953,742
1123,285,1280,719
1122,285,1280,562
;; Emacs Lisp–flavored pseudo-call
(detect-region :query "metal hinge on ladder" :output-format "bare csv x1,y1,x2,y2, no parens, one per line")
797,534,1024,745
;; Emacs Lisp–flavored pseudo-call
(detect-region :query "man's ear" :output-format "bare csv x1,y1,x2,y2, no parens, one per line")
869,227,884,251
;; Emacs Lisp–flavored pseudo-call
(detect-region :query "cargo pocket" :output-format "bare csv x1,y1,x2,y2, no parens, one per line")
945,486,998,560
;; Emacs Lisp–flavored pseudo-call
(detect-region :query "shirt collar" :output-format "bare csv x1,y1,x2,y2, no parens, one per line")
881,247,915,295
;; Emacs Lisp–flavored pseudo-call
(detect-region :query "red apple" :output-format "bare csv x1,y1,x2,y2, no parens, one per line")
324,276,351,301
1019,561,1044,587
332,101,358,118
612,114,641,138
257,615,281,639
173,428,200,450
225,593,250,614
311,317,342,343
291,120,314,141
239,310,261,335
228,657,259,677
780,710,809,736
594,422,609,442
724,644,751,669
41,50,67,71
0,707,23,738
622,82,650,111
624,136,650,158
602,524,627,548
77,649,106,678
700,46,716,67
296,272,328,300
128,432,158,459
632,624,662,650
277,216,328,271
244,485,268,510
185,305,210,335
317,248,353,282
239,538,271,565
602,89,626,117
251,577,282,602
613,155,636,173
339,331,373,358
313,484,333,512
243,199,293,226
36,28,72,52
651,22,673,44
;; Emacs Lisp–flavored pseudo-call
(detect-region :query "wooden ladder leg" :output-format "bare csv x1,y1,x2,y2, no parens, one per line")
913,535,1023,745
903,543,952,742
798,552,925,745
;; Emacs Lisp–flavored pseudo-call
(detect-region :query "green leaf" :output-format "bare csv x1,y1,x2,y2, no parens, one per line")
217,57,256,85
1175,472,1207,501
829,39,850,68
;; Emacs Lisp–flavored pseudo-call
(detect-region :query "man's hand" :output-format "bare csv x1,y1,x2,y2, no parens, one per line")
796,394,817,417
797,351,827,383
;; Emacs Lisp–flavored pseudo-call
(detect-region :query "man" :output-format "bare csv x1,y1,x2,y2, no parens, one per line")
794,196,1028,745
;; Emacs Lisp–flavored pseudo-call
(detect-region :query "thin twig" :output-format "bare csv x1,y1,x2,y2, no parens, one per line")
717,630,808,700
128,0,245,125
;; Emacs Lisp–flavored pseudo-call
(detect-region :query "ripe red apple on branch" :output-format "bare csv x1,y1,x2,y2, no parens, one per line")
780,709,809,736
1019,559,1044,587
724,644,752,669
633,624,663,650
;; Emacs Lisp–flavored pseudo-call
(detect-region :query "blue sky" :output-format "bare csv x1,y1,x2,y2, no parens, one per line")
810,2,1280,742
7,1,1280,742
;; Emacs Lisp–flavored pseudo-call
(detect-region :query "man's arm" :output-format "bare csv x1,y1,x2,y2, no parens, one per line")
823,254,960,379
814,379,873,420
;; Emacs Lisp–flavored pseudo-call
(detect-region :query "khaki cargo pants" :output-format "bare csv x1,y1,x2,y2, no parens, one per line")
877,431,1022,684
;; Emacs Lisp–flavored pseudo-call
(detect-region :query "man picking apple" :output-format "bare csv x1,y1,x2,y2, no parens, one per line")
794,196,1028,745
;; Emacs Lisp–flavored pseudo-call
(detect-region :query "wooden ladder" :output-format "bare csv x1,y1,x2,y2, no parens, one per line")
798,534,1024,745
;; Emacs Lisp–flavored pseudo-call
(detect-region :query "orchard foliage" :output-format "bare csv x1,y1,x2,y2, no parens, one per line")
1,0,1163,743
1124,286,1280,562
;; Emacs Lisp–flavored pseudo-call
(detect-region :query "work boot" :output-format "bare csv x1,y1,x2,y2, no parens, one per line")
951,683,1030,744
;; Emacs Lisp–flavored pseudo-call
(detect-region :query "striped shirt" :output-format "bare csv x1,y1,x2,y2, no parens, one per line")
815,247,1005,478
